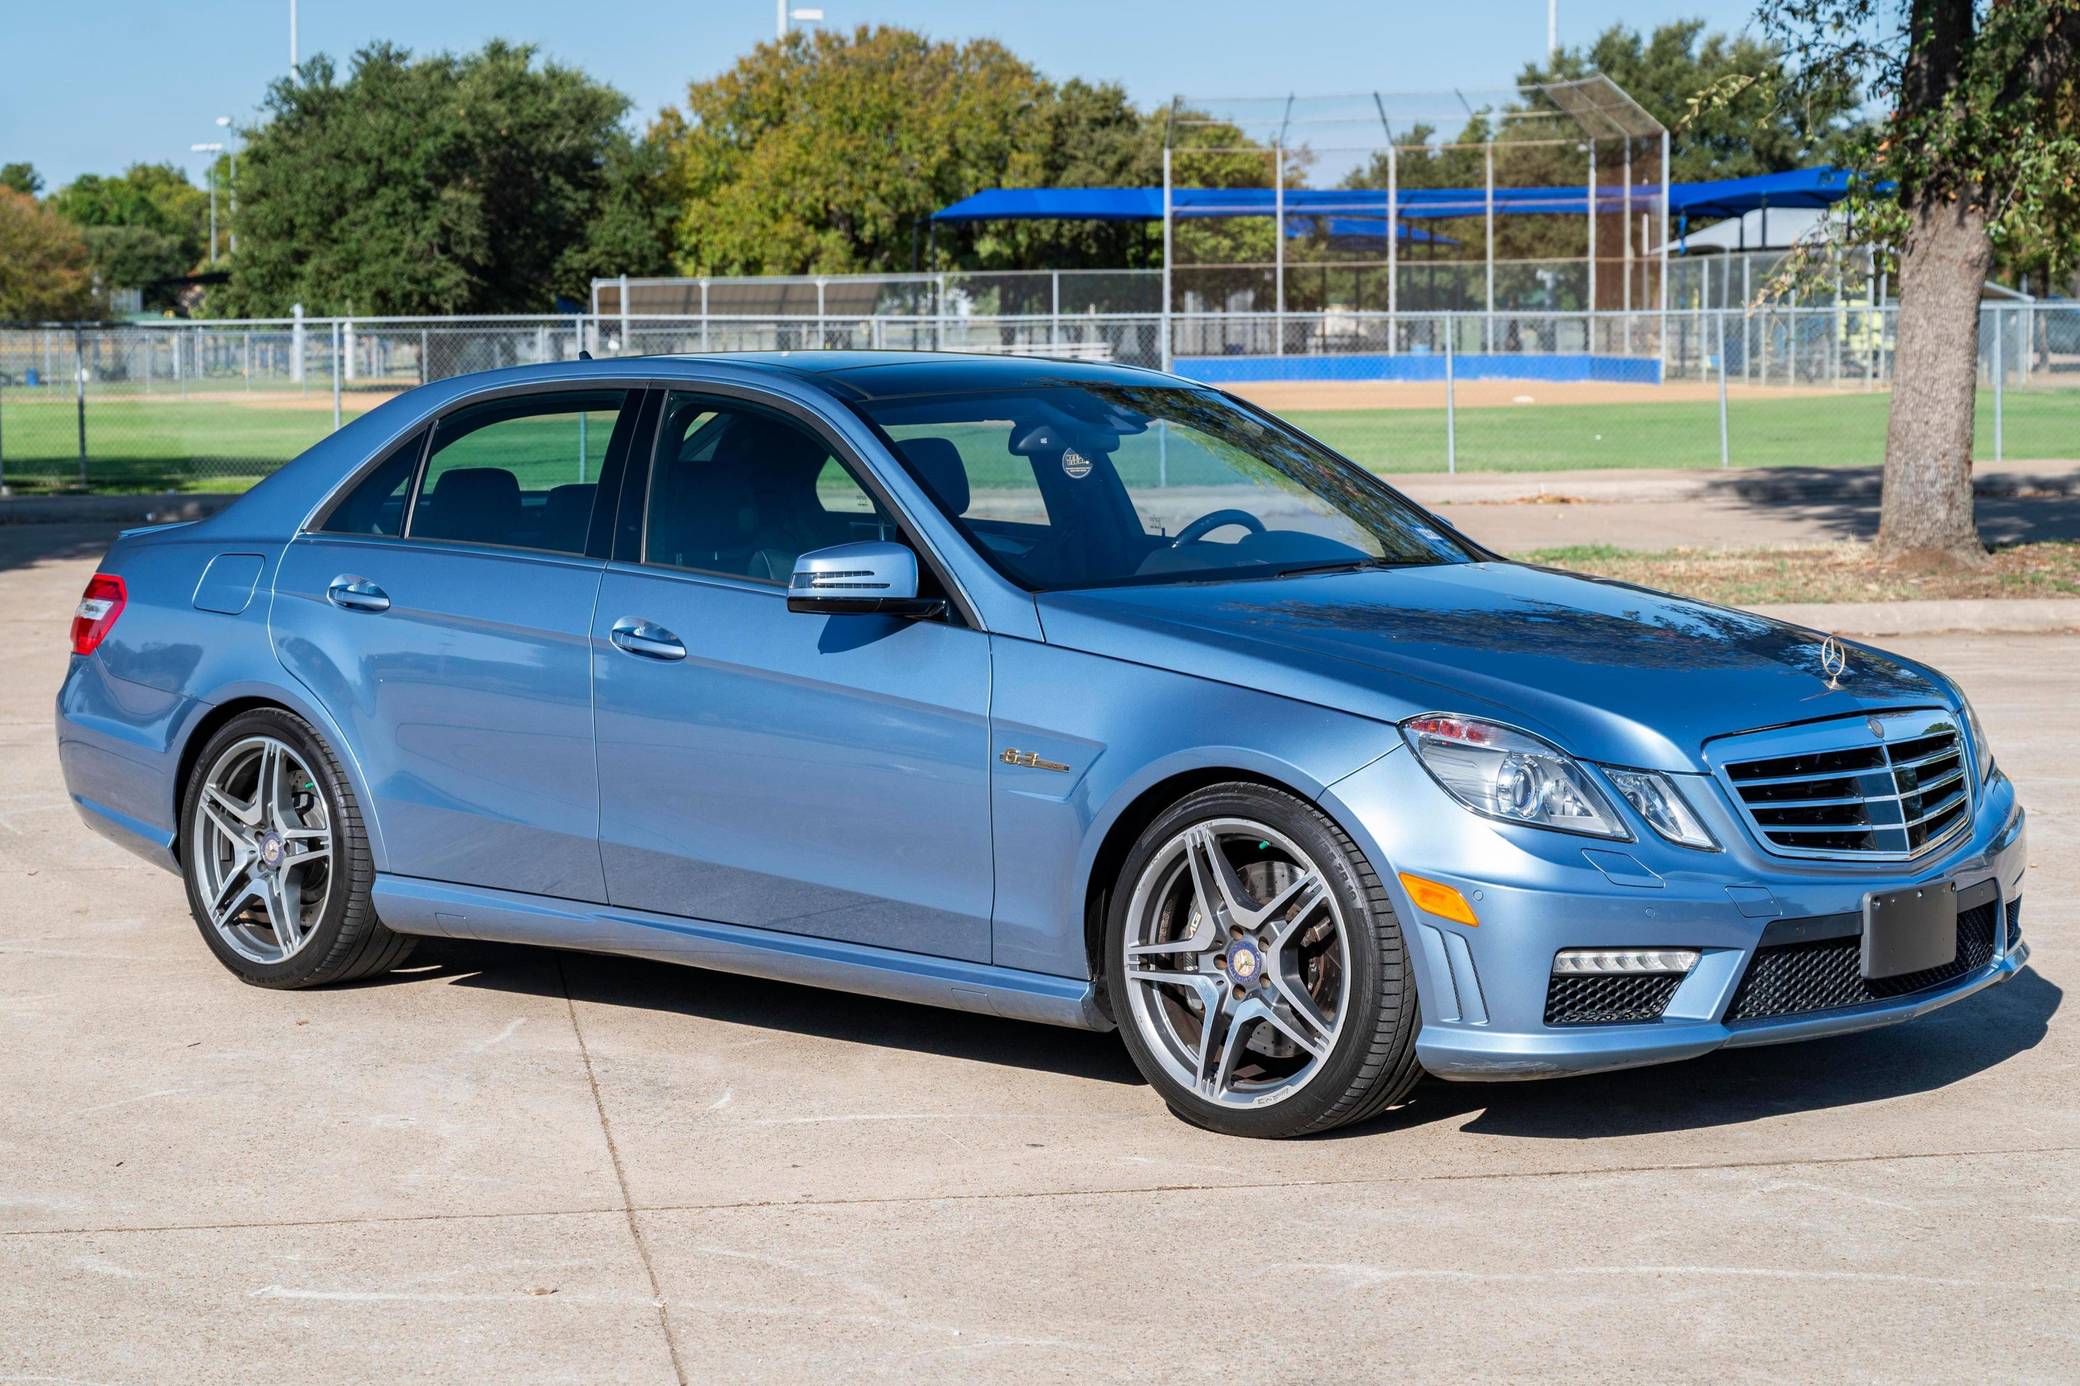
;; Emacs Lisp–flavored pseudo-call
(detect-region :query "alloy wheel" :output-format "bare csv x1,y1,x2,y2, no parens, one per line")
189,734,336,965
1120,818,1351,1108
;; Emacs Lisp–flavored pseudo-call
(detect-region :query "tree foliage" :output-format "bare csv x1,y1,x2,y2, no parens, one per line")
1760,0,2080,288
215,41,664,316
657,26,1045,275
1,163,43,197
0,188,95,320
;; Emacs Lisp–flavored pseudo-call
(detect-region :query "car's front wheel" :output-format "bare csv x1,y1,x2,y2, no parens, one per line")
179,707,413,988
1104,783,1421,1138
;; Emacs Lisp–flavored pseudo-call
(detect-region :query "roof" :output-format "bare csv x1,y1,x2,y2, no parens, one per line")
704,350,1180,400
931,167,1879,226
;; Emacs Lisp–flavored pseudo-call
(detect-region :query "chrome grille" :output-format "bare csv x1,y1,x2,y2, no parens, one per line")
1717,712,1971,860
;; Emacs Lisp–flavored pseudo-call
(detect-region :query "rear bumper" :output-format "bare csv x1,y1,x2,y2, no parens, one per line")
1321,748,2030,1082
55,655,194,873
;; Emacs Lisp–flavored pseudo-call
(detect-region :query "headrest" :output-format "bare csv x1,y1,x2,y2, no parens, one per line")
432,466,520,511
712,414,827,474
896,437,970,516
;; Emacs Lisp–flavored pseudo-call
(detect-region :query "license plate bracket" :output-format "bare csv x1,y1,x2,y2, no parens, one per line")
1861,881,1958,980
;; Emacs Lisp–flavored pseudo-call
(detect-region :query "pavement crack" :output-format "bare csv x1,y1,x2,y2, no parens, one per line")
557,956,690,1386
10,1142,2076,1241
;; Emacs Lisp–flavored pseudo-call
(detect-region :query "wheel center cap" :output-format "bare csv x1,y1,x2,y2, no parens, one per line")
1226,940,1262,983
258,832,284,869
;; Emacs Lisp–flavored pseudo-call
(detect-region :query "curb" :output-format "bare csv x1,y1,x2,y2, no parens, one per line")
0,492,238,527
1748,598,2080,637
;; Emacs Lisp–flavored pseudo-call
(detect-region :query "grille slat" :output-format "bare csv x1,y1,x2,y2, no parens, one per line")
1726,900,1999,1023
1720,714,1970,860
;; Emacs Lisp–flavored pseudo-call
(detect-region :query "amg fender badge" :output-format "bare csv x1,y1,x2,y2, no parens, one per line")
999,747,1071,773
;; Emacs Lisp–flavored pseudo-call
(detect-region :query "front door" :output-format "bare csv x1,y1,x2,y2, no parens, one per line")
590,391,994,961
272,387,638,902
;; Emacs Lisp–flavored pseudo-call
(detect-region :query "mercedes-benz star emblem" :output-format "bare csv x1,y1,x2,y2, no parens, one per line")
1818,635,1849,691
1867,716,1887,739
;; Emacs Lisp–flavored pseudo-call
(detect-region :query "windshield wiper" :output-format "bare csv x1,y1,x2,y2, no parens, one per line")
1269,557,1420,579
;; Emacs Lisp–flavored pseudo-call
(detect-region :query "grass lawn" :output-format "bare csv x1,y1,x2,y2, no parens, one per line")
1286,388,2080,473
1519,541,2080,605
1,386,2075,494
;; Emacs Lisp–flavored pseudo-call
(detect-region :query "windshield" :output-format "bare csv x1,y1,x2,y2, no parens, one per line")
853,384,1476,591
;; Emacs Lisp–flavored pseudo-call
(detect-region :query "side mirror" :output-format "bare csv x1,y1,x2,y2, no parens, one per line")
787,541,946,619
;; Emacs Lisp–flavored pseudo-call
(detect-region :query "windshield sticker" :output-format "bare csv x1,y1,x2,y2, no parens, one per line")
1061,447,1092,479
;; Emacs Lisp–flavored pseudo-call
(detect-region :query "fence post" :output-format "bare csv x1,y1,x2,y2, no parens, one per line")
1273,144,1285,356
0,364,8,496
1051,269,1061,350
330,319,342,432
1993,305,2004,464
1444,317,1457,475
75,327,88,487
1716,309,1730,469
291,303,305,388
1160,146,1173,373
700,278,711,352
617,274,630,354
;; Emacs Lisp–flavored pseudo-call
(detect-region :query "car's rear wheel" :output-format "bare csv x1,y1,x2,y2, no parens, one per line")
1104,783,1420,1138
180,708,413,988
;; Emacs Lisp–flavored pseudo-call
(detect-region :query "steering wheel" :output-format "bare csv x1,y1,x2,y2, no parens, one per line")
1169,508,1267,549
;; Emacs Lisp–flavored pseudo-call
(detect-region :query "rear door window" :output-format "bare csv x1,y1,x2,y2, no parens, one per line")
409,391,630,554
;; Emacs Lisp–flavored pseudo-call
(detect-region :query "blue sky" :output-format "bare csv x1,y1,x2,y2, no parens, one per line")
4,0,1765,190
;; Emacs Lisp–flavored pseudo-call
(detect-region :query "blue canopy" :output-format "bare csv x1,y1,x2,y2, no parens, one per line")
930,167,1875,227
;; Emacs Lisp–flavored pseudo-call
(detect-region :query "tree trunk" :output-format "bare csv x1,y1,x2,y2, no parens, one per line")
1877,194,1994,562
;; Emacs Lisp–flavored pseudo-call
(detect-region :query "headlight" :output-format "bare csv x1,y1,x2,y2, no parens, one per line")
1401,715,1628,839
1960,695,1997,784
1603,768,1719,850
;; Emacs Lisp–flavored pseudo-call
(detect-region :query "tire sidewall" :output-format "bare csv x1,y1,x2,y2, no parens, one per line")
179,708,358,987
1103,783,1403,1139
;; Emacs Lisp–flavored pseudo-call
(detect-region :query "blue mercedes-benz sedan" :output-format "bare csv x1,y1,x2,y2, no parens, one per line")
56,352,2030,1137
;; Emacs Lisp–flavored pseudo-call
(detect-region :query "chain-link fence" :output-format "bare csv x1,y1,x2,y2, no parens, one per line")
2,303,2075,493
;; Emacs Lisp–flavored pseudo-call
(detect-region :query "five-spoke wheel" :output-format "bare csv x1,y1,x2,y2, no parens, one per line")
179,708,413,988
1106,783,1420,1137
191,734,335,964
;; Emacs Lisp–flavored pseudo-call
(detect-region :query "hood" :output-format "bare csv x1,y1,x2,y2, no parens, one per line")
1034,561,1954,771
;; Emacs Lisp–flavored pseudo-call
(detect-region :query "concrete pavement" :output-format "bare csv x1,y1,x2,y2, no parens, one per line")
2,541,2074,1383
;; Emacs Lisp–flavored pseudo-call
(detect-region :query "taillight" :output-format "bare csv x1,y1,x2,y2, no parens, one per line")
70,574,127,656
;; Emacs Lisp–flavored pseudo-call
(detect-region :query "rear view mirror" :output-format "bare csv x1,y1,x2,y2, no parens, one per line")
787,541,945,619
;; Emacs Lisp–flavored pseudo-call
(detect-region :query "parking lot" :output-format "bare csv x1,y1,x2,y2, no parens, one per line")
2,525,2074,1383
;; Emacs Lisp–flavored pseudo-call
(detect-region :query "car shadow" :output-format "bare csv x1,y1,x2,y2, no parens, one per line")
379,936,1145,1087
1361,966,2061,1142
371,938,2055,1121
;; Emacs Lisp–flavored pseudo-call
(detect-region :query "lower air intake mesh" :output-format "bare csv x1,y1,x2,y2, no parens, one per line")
1726,899,1999,1023
1543,972,1682,1026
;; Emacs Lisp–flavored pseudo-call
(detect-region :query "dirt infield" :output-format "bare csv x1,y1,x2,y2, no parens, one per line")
1226,377,1855,412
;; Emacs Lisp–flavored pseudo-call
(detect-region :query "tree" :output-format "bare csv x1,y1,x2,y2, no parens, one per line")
0,189,96,320
976,79,1163,272
50,163,208,266
215,41,652,316
1,163,42,197
1761,0,2080,561
657,26,1045,275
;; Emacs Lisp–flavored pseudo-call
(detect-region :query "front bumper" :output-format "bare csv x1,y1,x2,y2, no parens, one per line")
1321,747,2029,1081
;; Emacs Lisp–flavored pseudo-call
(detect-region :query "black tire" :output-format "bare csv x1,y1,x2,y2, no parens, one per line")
1103,782,1420,1138
178,707,414,988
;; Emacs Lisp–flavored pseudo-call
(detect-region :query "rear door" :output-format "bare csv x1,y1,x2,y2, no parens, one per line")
589,389,995,961
272,387,642,903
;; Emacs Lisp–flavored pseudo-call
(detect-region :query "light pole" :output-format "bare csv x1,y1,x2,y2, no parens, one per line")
191,142,225,263
1547,0,1558,58
290,0,298,72
215,116,238,257
776,2,824,40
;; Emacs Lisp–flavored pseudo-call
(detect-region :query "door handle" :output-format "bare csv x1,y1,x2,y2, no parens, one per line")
327,575,390,613
609,616,687,661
